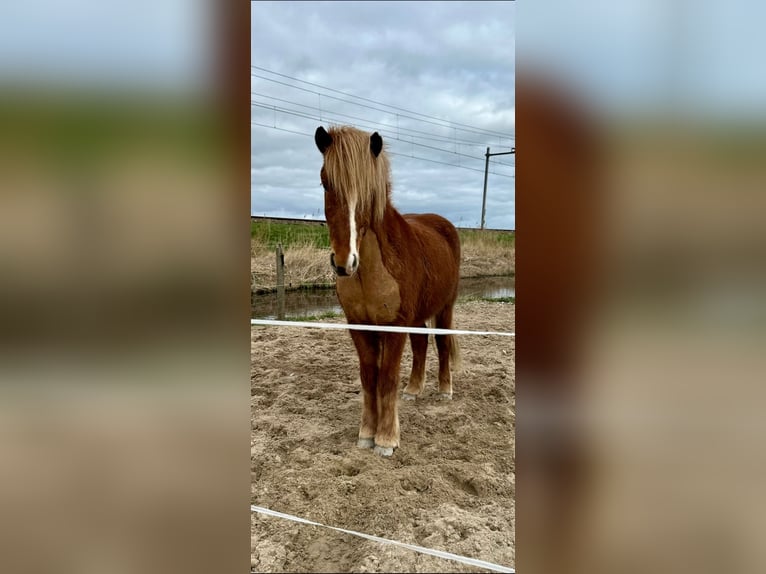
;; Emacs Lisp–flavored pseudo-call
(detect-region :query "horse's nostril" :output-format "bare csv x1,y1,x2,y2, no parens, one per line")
352,254,358,269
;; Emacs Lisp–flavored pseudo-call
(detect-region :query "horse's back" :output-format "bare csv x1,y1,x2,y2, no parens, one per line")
404,213,461,263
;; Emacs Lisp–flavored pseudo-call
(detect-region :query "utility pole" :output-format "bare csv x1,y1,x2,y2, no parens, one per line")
481,146,515,229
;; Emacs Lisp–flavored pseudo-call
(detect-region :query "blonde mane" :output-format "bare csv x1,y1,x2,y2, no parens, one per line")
323,125,390,224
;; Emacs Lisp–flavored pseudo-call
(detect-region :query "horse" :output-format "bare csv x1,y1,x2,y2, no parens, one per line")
314,124,462,457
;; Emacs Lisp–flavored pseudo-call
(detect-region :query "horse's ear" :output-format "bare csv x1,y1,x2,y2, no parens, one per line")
315,126,332,154
370,132,383,157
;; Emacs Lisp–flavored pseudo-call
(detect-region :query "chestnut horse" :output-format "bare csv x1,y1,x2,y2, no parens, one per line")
314,125,461,457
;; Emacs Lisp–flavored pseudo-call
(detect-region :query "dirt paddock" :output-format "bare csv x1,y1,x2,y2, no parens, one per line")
251,300,515,573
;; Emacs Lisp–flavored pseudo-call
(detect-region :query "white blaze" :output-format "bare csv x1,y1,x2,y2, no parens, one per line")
348,199,358,271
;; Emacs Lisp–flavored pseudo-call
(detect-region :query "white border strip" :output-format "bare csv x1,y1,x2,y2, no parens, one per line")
251,319,515,337
251,504,515,573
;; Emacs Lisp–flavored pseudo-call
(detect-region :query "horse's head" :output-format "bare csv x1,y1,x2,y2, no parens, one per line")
315,125,389,277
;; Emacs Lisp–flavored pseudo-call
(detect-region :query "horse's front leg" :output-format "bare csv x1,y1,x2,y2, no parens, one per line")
350,330,379,449
374,332,407,456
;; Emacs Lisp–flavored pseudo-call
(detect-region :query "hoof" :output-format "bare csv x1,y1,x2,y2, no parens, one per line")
373,445,395,457
437,392,453,401
357,438,374,449
402,392,417,401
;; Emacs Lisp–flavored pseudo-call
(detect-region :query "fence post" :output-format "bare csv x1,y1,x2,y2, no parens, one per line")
276,243,285,320
481,147,490,230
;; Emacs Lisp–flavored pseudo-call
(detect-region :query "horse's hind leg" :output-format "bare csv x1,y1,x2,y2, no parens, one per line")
435,306,457,400
402,325,428,400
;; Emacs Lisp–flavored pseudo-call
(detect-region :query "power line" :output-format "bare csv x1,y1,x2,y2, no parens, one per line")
251,91,514,150
250,121,312,139
252,101,506,163
250,121,514,179
251,102,488,161
251,98,489,150
251,72,515,143
251,65,515,140
389,151,514,179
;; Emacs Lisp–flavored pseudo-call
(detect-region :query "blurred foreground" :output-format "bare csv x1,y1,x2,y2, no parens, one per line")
0,2,249,573
518,2,766,573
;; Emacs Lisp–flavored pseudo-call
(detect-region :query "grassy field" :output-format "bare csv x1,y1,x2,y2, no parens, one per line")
251,220,331,250
251,219,515,291
251,219,514,251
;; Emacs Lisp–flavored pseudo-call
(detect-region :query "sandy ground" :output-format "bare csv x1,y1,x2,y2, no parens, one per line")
251,300,515,573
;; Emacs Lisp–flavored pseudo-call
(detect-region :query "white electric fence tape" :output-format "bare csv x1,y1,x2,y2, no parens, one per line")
251,318,515,337
251,504,515,573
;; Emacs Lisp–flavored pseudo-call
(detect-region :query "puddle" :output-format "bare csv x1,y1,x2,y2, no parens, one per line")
252,276,514,320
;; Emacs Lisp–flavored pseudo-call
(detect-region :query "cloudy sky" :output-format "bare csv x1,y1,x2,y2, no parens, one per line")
250,1,516,230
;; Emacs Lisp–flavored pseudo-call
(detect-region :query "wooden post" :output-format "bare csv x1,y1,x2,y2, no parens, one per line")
276,243,285,320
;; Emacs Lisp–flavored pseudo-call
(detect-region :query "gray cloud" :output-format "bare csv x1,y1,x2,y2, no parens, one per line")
252,1,515,229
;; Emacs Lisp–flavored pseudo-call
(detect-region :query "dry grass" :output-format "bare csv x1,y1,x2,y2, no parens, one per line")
251,240,334,293
460,235,516,278
251,230,514,292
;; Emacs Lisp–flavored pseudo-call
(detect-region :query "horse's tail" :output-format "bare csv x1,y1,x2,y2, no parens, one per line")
449,333,462,373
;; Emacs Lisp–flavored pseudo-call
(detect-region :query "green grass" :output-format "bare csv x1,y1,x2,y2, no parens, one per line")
251,220,330,250
285,310,342,321
488,296,515,303
458,228,515,248
251,220,514,251
458,294,515,304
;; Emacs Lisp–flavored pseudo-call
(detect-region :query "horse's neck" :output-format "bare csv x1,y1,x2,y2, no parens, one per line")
371,202,407,244
360,202,410,271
